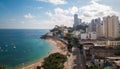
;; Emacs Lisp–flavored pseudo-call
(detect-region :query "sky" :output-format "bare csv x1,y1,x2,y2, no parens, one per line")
0,0,120,29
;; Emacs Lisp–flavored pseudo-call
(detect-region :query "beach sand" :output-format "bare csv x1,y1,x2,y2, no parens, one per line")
22,38,68,69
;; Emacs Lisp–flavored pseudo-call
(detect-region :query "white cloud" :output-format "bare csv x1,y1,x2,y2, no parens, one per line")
91,0,100,2
36,6,43,10
79,1,119,22
45,7,73,27
44,0,119,28
24,13,35,19
54,8,69,15
37,0,67,5
68,6,79,15
21,21,25,24
20,0,119,29
8,19,17,24
47,6,78,16
46,12,52,16
51,14,73,27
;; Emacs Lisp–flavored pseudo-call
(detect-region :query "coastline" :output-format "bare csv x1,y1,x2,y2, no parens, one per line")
46,37,68,55
22,37,68,69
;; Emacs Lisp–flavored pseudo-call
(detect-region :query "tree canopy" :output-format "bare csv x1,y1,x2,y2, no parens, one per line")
42,53,67,69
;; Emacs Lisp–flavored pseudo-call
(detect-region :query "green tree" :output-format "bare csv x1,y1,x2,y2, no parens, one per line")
42,53,67,69
73,24,88,31
86,66,99,69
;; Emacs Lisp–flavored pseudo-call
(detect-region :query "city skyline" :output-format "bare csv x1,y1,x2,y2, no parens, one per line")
0,0,120,29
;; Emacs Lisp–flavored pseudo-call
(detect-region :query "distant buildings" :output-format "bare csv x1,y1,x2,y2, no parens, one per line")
72,15,120,69
87,18,104,38
73,13,120,40
73,14,82,27
63,28,68,37
81,32,97,40
88,18,101,32
119,24,120,38
49,25,70,37
47,32,53,36
96,22,104,38
73,14,79,27
103,15,120,39
72,30,81,38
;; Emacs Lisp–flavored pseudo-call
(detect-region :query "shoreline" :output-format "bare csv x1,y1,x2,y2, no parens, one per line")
22,37,68,69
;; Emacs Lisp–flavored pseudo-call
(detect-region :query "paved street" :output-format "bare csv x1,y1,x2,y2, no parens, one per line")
72,46,86,69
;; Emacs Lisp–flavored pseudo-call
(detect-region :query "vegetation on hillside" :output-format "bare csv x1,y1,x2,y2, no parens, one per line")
73,25,88,31
86,65,100,69
63,33,80,53
63,33,74,53
42,53,67,69
67,40,73,52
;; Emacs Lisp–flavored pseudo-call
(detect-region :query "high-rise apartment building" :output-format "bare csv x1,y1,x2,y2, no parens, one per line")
78,19,82,25
119,22,120,37
88,18,101,32
73,14,82,27
73,14,79,27
103,15,120,39
90,19,96,32
96,22,104,38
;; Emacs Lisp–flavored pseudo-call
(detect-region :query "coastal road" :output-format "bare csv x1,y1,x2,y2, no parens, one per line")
51,37,86,69
72,46,86,69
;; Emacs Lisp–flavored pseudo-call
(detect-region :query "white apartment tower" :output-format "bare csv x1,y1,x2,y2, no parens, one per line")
103,15,120,39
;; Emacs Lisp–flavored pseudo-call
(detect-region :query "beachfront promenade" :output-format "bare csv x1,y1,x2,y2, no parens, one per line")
72,47,83,69
72,41,86,69
50,37,86,69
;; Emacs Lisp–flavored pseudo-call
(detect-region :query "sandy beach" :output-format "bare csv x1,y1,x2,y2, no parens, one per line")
22,38,68,69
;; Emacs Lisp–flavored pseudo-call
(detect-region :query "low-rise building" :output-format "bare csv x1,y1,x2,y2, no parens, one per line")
72,31,80,38
96,40,120,47
62,28,68,37
90,46,115,58
81,40,120,47
47,32,53,36
81,32,97,40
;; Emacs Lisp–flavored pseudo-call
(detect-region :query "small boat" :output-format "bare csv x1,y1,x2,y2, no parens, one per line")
13,45,16,48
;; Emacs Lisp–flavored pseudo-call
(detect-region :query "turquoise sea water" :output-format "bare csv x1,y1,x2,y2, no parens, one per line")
0,29,51,68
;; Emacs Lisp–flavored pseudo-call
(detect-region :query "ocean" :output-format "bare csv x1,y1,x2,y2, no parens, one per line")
0,29,52,69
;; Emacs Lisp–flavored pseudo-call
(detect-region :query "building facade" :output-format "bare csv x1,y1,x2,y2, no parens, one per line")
73,14,79,27
103,15,120,39
96,22,104,38
81,32,97,40
88,18,101,32
88,20,96,32
119,22,120,37
73,14,82,27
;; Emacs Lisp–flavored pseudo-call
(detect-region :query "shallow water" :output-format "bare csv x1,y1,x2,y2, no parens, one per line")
0,29,52,68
